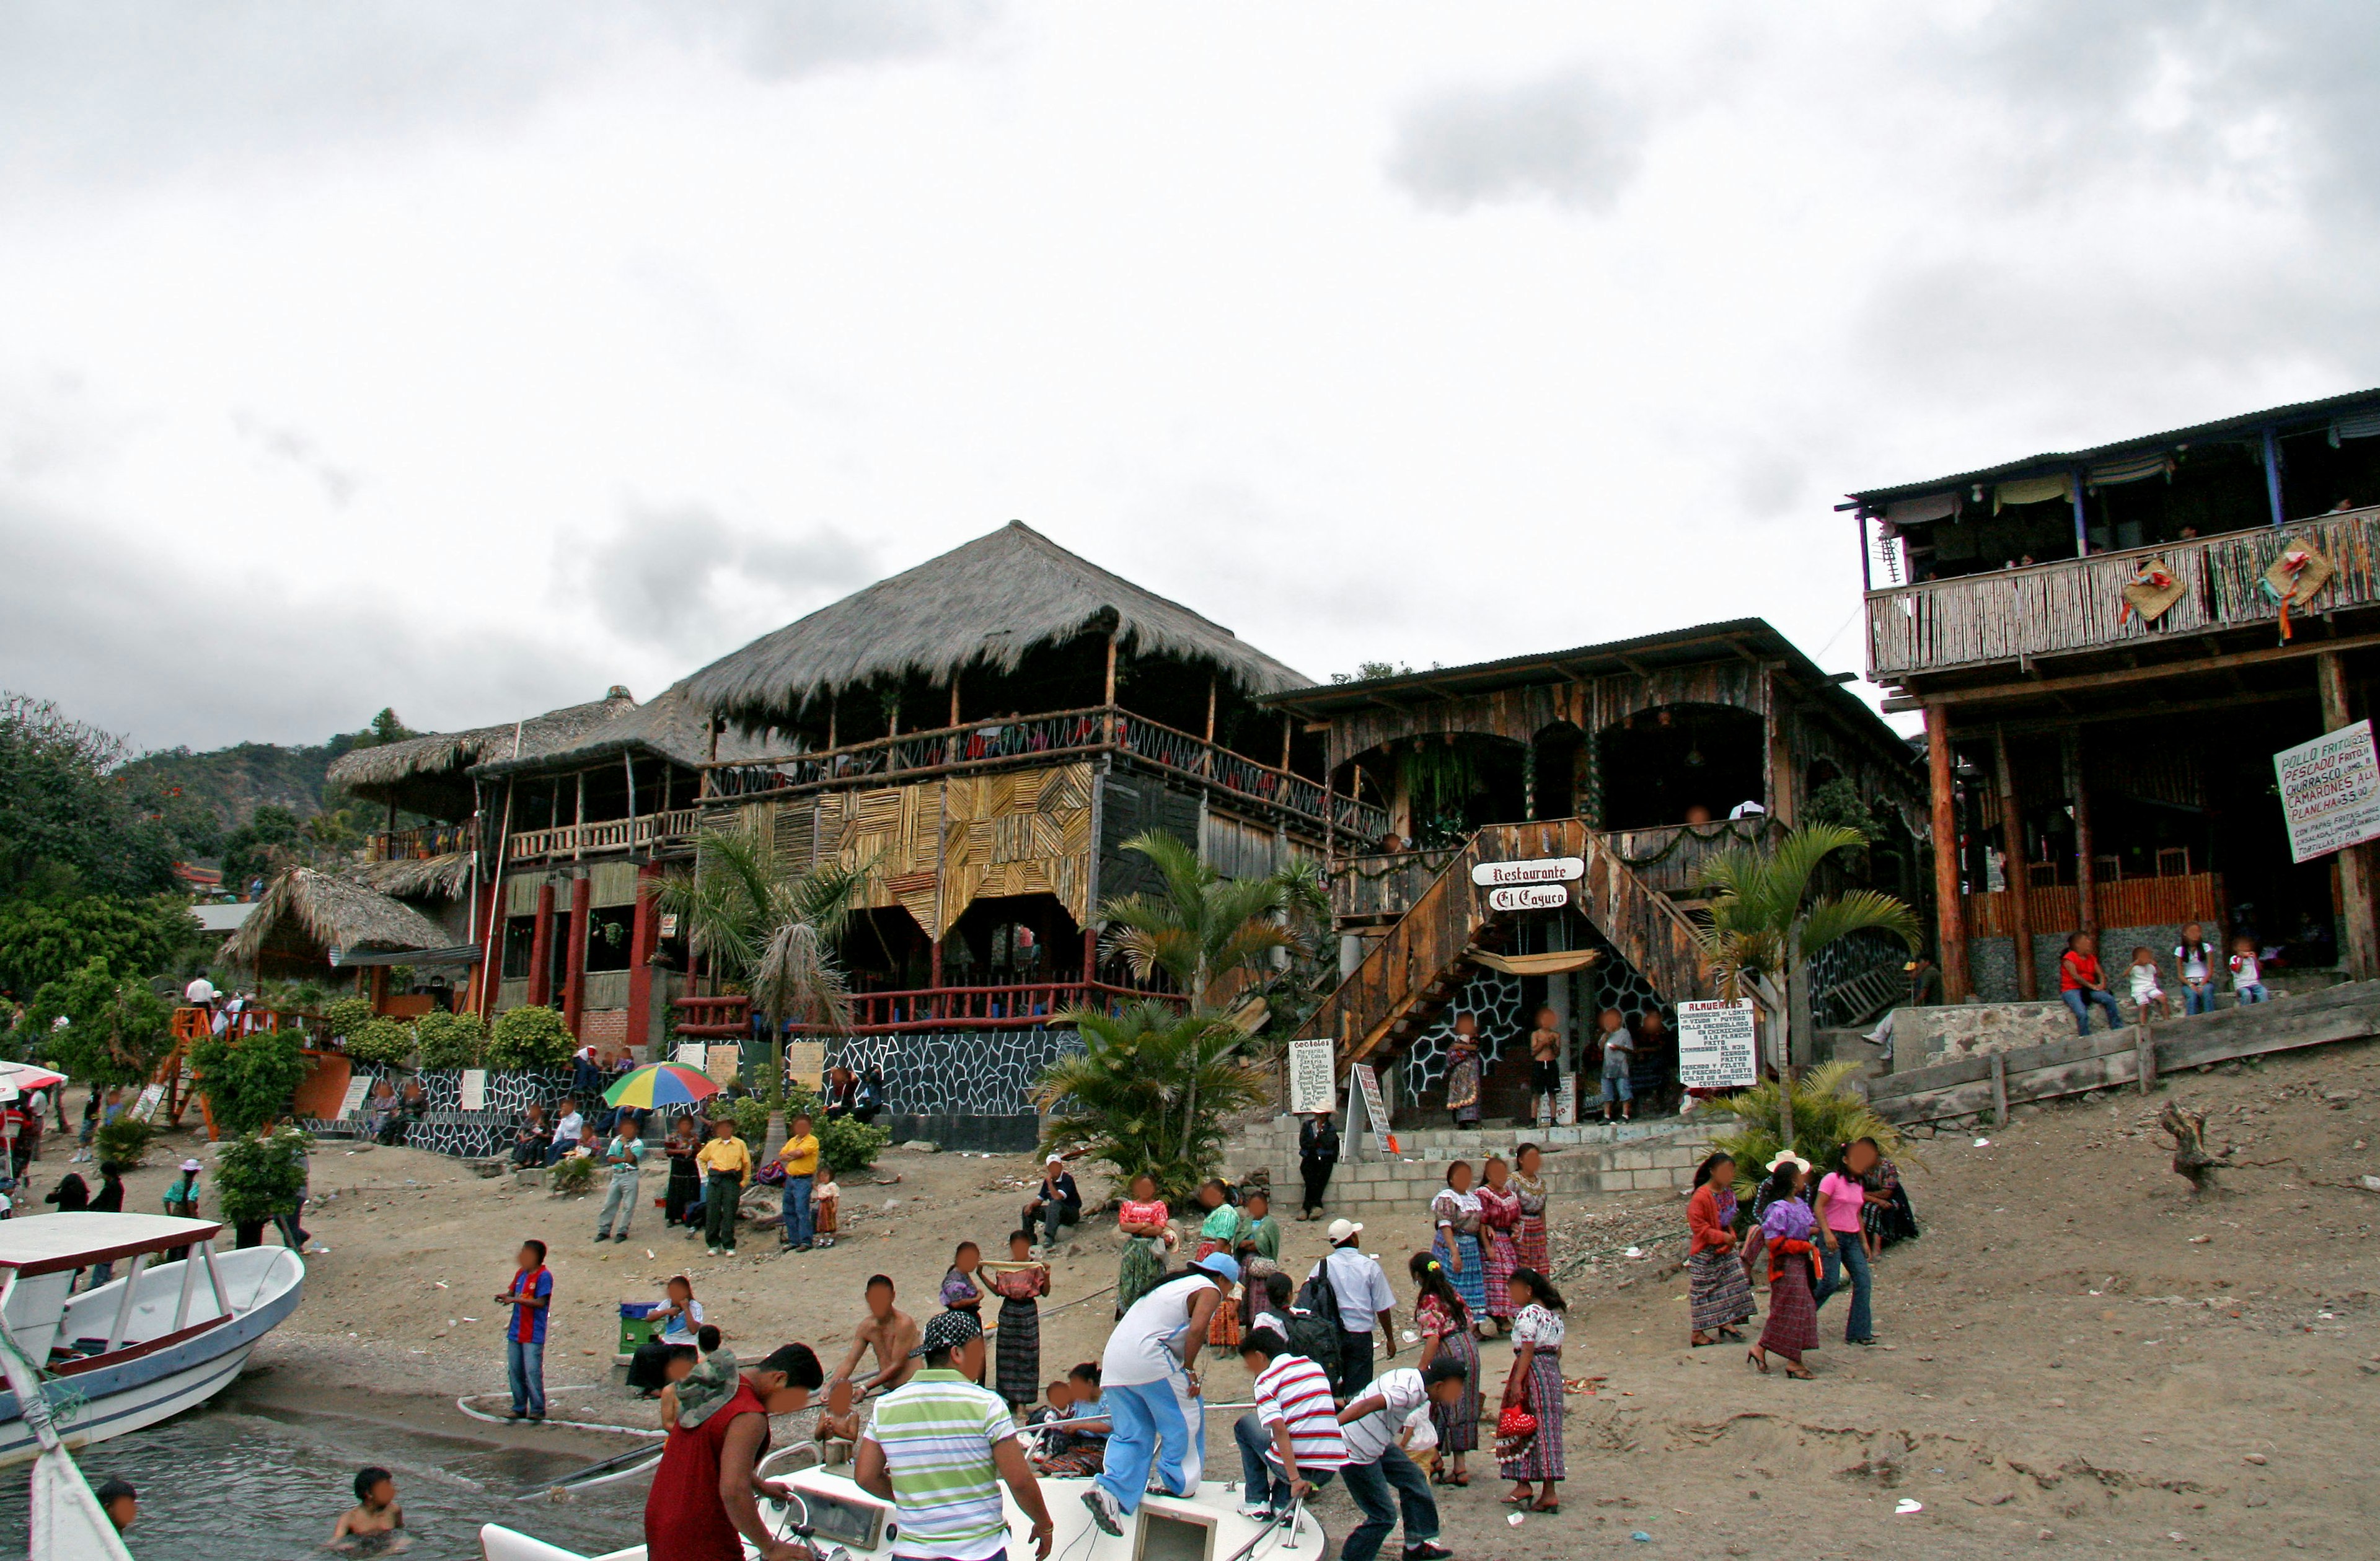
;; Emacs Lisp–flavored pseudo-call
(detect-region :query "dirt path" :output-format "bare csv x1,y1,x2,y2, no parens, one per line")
43,1038,2380,1555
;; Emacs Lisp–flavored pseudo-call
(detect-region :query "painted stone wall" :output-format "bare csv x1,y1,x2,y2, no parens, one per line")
1969,923,2190,1005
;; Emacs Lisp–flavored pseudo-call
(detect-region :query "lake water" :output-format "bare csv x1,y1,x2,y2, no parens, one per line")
0,1392,651,1560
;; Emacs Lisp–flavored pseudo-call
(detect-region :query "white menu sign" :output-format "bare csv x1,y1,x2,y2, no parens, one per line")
1287,1037,1336,1117
2276,719,2380,863
1675,999,1758,1089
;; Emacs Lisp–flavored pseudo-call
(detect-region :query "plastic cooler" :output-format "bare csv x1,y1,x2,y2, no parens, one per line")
617,1300,661,1363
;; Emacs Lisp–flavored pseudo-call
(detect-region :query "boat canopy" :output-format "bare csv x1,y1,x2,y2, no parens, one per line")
0,1215,224,1278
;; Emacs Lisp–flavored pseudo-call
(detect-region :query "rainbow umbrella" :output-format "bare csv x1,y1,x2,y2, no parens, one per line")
603,1062,722,1109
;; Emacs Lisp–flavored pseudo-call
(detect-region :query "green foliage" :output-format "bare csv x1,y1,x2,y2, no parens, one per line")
415,1010,487,1070
0,894,196,998
487,1005,575,1071
549,1153,595,1194
30,959,174,1088
818,1112,888,1173
0,693,181,898
1706,1061,1905,1189
726,1095,770,1145
1097,830,1311,1006
214,1127,311,1226
322,997,375,1040
779,1076,824,1120
220,804,309,890
190,1024,310,1137
95,1116,156,1168
343,1016,416,1068
365,708,415,746
1035,1003,1266,1203
1329,661,1414,685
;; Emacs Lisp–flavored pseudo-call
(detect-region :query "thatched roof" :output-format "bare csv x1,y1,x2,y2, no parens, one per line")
472,679,775,778
348,852,472,900
685,521,1313,729
221,867,455,973
325,688,639,814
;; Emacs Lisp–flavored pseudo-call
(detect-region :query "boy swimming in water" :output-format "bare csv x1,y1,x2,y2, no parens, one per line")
330,1465,405,1549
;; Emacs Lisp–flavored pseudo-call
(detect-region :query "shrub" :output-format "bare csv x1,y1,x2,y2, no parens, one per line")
819,1112,888,1174
550,1153,595,1194
29,957,174,1089
215,1127,311,1226
487,1005,575,1071
1706,1060,1908,1201
189,1023,311,1138
342,1016,416,1068
707,1093,769,1145
322,997,376,1042
415,1010,487,1070
95,1116,156,1168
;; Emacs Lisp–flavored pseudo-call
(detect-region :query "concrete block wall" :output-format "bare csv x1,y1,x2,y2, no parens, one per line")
1227,1116,1712,1223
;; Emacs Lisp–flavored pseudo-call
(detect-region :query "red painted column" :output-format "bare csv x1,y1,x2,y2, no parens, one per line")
526,882,556,1007
563,874,591,1036
625,863,662,1057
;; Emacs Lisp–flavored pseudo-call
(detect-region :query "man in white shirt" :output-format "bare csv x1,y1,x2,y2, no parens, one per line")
1331,1360,1465,1561
1233,1328,1346,1521
1083,1252,1237,1537
546,1100,586,1166
1317,1220,1397,1398
183,977,218,1008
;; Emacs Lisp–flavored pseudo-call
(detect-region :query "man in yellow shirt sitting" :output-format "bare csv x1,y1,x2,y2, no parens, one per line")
695,1115,752,1257
777,1110,821,1254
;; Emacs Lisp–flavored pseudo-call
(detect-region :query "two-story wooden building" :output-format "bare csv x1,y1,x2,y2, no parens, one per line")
1272,619,1925,1123
1852,388,2380,1002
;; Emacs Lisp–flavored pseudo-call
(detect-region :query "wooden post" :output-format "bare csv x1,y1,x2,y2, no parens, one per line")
827,694,837,750
1204,677,1217,744
1280,713,1293,772
950,679,961,729
562,874,591,1037
2135,1022,2157,1096
1994,725,2035,1000
1988,1050,2008,1125
574,771,587,861
527,881,557,1008
1926,706,1971,1001
1103,633,1118,745
2317,649,2380,978
1766,672,1796,825
2064,729,2099,944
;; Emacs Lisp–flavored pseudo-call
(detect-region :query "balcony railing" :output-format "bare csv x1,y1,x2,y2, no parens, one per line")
705,705,1388,841
1331,848,1461,923
1866,508,2380,681
367,823,472,861
508,807,700,861
670,981,1188,1039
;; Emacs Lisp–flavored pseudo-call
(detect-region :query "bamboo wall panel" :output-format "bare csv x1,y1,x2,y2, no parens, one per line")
1962,872,2224,939
1868,509,2380,679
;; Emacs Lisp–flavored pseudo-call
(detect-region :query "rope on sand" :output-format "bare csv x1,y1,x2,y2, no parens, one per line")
456,1390,659,1438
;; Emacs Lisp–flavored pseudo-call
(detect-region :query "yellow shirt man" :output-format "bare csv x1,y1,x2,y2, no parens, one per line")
696,1132,751,1181
777,1123,820,1179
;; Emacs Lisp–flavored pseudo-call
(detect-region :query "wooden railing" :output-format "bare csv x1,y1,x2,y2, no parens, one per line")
1962,871,2224,940
670,982,1188,1039
1603,816,1783,895
1331,848,1462,923
508,807,700,861
703,705,1387,842
368,823,471,861
1866,508,2380,680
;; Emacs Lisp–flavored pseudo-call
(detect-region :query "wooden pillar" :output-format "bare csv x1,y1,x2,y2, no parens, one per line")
625,863,661,1058
1994,725,2036,1000
2064,729,2098,944
1765,672,1796,826
1204,677,1217,744
562,874,590,1037
2318,650,2380,977
827,694,838,750
369,965,389,1014
1103,632,1118,745
527,881,556,1007
573,771,587,861
1280,713,1293,772
1926,706,1970,1001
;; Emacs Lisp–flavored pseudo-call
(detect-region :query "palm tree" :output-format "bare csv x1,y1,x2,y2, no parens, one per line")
656,818,865,1105
1094,831,1321,1162
1033,1001,1268,1198
1693,824,1919,1153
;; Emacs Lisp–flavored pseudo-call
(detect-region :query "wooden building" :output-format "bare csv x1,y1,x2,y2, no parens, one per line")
1852,389,2380,1001
1270,619,1924,1123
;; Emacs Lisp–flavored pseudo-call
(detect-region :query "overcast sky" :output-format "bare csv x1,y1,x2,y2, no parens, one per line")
6,2,2378,753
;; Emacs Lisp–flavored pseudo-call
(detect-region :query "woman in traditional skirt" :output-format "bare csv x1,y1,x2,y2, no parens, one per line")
1114,1172,1174,1319
1747,1154,1819,1379
1429,1161,1488,1322
1477,1156,1523,1333
1685,1152,1755,1347
661,1114,703,1228
1510,1143,1551,1276
1443,1019,1484,1128
1192,1179,1245,1352
1408,1252,1480,1485
989,1230,1051,1410
1497,1267,1567,1512
1233,1188,1282,1333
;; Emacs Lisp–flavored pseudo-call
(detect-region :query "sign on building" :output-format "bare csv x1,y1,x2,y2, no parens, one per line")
336,1077,372,1120
784,1040,827,1090
459,1069,489,1112
1471,857,1585,887
705,1045,743,1085
1287,1037,1336,1117
2275,719,2380,863
1487,883,1570,912
1676,998,1759,1089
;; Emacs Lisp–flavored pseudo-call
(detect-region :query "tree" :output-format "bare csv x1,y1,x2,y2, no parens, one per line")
0,894,195,997
487,1005,575,1071
214,1127,311,1229
221,804,309,890
0,693,180,898
657,817,863,1101
365,708,414,746
29,958,173,1088
1692,824,1920,1153
189,1024,311,1137
1035,1001,1267,1201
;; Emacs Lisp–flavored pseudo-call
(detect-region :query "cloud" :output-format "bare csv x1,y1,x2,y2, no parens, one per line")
231,411,359,507
567,499,875,650
1385,69,1643,214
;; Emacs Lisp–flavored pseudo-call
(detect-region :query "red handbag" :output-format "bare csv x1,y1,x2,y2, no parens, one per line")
1493,1402,1538,1463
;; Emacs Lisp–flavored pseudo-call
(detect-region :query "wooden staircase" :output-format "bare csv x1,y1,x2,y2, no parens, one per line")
1306,819,1715,1063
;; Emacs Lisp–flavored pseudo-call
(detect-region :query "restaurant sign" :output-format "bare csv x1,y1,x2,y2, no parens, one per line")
1487,883,1570,912
1471,856,1585,887
2276,719,2380,863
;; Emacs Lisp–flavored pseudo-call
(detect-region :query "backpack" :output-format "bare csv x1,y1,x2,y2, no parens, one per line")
1289,1257,1347,1372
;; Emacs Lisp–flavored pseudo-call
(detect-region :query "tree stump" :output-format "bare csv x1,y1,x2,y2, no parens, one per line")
2157,1102,2229,1194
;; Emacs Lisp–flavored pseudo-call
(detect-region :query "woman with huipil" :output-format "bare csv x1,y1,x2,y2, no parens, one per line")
1497,1268,1567,1512
1408,1252,1480,1485
1476,1155,1523,1335
1429,1161,1489,1323
1509,1143,1551,1275
1443,1016,1484,1128
1745,1153,1820,1379
1685,1152,1755,1347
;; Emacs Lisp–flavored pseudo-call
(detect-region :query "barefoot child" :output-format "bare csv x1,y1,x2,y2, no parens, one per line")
2128,946,2169,1021
330,1466,403,1547
813,1163,840,1247
811,1374,862,1464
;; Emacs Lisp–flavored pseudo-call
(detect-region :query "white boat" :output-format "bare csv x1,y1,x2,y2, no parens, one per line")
0,1213,305,1467
480,1445,1332,1561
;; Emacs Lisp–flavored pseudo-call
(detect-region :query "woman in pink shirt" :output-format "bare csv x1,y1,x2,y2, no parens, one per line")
1812,1140,1879,1345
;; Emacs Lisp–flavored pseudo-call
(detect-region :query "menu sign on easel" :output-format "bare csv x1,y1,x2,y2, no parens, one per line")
1343,1063,1395,1158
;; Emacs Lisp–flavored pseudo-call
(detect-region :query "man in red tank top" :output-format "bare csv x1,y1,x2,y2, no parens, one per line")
645,1343,824,1561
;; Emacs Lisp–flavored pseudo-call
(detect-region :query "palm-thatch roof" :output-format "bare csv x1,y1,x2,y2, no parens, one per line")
348,852,473,900
685,521,1313,729
325,688,640,816
472,679,776,778
221,867,457,974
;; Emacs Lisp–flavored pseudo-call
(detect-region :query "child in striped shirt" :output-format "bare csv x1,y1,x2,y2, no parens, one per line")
1234,1328,1347,1521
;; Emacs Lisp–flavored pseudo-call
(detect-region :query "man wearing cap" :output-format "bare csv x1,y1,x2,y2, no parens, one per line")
645,1340,824,1561
162,1157,204,1260
1020,1156,1080,1252
1318,1221,1398,1399
1081,1251,1238,1537
857,1310,1055,1561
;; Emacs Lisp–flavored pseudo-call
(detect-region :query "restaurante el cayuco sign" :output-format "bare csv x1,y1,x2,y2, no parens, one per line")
1471,856,1585,887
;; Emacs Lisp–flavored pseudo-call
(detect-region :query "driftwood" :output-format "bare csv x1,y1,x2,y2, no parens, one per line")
2157,1101,2231,1194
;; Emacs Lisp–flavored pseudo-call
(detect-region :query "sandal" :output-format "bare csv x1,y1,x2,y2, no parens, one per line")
1690,1332,1716,1348
1745,1348,1768,1374
1717,1326,1746,1342
1501,1488,1533,1506
1532,1497,1562,1514
1783,1363,1814,1380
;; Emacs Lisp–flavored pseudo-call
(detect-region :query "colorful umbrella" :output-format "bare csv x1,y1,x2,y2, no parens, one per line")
603,1062,721,1109
0,1060,68,1092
